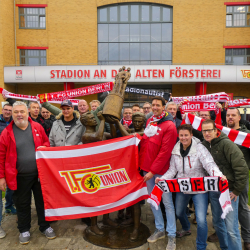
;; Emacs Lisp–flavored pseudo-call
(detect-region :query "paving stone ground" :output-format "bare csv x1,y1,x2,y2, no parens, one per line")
0,198,243,250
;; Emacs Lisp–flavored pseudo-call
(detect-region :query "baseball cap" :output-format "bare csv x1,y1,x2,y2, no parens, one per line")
60,100,73,108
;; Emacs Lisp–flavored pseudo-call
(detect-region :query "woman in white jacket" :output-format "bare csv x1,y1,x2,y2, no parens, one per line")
156,124,226,250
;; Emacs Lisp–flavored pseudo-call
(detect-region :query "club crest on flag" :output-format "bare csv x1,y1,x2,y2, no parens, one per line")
59,164,131,194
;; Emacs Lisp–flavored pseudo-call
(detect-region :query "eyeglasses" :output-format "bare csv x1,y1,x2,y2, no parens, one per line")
202,129,215,134
200,114,210,117
143,107,151,110
3,109,12,112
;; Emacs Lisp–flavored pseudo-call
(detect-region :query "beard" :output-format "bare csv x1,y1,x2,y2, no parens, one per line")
227,120,235,128
14,119,28,128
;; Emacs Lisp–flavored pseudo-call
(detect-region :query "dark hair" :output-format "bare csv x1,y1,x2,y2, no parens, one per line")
152,96,165,106
132,104,140,109
228,107,240,116
202,119,216,130
177,124,193,134
3,103,12,108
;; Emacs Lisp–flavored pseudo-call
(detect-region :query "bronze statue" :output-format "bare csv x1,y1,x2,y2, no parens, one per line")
131,112,146,136
82,68,150,248
110,115,145,241
80,111,117,236
102,66,131,123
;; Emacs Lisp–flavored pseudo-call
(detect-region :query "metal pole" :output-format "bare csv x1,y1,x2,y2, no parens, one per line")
243,107,247,120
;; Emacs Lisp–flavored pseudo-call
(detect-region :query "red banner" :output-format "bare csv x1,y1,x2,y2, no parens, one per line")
181,101,216,112
228,99,250,108
36,135,148,221
37,82,113,103
172,92,228,104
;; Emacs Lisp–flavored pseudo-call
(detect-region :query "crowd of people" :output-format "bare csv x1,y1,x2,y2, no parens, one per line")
0,93,249,250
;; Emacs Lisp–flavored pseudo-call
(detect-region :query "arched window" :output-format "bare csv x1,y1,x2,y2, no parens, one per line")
98,3,172,65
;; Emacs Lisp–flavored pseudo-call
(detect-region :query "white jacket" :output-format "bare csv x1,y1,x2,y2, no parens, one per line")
161,137,223,193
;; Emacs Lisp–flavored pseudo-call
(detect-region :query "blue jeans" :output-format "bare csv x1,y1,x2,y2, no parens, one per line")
5,186,14,209
144,171,176,237
209,191,242,250
175,192,208,250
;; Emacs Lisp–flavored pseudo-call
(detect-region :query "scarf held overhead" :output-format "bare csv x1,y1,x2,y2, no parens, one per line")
0,88,80,106
38,82,113,103
172,92,228,104
184,113,250,148
147,177,233,219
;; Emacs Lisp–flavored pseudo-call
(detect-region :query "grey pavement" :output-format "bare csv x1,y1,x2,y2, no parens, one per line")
0,197,240,250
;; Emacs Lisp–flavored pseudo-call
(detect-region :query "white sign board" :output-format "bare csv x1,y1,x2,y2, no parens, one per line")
4,65,250,83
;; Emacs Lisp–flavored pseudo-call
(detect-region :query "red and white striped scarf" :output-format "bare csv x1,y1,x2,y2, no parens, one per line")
148,111,166,125
144,111,165,137
148,177,232,219
183,113,250,148
122,118,132,127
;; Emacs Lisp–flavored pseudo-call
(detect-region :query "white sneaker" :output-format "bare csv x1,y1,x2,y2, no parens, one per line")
0,226,6,239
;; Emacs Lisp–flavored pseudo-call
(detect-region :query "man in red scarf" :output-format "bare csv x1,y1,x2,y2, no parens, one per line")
139,96,177,250
117,107,133,137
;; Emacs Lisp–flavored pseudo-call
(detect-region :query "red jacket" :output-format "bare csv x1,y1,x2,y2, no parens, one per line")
0,117,50,190
139,115,177,175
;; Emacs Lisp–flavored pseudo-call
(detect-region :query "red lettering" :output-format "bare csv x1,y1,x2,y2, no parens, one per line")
170,69,175,77
146,69,152,77
50,70,55,79
100,176,108,186
112,70,117,78
73,70,77,78
77,70,83,78
152,69,157,78
67,70,72,78
207,70,212,78
94,70,100,78
101,70,106,78
61,70,66,78
182,69,188,78
135,70,141,78
55,70,60,78
84,70,90,78
218,70,221,78
213,70,217,78
159,69,164,77
114,172,121,182
118,171,128,182
143,69,147,78
111,173,119,183
105,174,114,185
201,69,206,78
194,69,200,78
189,69,194,78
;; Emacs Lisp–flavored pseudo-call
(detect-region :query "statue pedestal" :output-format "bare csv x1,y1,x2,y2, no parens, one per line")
83,223,150,249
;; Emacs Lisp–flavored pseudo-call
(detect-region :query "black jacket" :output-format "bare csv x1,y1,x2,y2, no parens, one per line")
29,113,52,137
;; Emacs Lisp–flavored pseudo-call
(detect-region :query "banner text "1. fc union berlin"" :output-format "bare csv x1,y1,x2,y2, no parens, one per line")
36,135,148,221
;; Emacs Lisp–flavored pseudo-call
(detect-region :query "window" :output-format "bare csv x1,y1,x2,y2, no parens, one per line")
225,48,250,65
20,50,47,66
226,6,250,27
98,3,172,65
19,8,46,29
